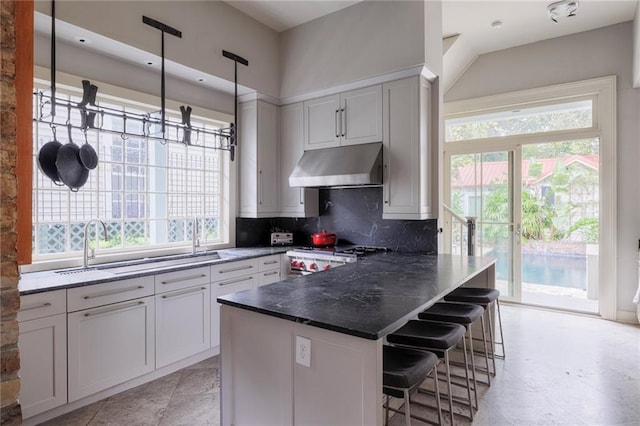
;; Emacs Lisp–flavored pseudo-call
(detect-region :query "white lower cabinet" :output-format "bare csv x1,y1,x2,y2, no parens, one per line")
18,290,68,419
257,254,282,287
67,295,155,402
155,285,211,368
211,274,256,349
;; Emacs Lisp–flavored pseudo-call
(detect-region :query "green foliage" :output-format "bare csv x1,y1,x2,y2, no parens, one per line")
567,217,599,244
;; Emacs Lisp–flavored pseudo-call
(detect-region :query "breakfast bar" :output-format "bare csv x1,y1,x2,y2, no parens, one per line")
217,253,496,425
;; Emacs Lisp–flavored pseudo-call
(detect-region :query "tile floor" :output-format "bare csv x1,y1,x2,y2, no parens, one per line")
43,305,639,425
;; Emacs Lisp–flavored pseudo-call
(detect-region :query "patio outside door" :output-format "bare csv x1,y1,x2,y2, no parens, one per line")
447,150,522,302
446,140,600,312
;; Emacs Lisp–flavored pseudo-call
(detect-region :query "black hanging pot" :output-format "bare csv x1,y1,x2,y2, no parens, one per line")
78,131,98,170
55,126,89,191
37,127,64,186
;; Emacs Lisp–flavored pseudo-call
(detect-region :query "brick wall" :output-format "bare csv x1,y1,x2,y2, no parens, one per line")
0,0,22,423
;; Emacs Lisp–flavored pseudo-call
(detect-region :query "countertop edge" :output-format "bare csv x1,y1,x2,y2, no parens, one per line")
19,247,291,295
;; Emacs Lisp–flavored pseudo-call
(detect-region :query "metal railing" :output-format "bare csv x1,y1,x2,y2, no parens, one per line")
442,204,476,256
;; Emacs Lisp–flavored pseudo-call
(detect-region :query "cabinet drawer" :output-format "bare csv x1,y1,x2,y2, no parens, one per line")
155,267,210,294
19,290,66,322
257,269,281,287
258,255,281,272
67,276,154,312
211,259,258,281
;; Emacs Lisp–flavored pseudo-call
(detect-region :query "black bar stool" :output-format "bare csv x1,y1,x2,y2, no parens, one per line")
383,345,442,426
387,320,473,425
418,302,492,393
444,287,505,373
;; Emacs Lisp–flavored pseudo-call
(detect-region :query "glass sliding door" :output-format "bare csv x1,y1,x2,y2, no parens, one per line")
448,151,521,300
519,139,599,313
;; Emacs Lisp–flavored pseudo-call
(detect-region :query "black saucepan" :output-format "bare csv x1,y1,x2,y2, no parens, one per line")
56,126,89,191
37,127,64,186
79,131,98,170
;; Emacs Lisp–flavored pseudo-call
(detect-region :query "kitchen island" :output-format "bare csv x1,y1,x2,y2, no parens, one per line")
217,253,496,426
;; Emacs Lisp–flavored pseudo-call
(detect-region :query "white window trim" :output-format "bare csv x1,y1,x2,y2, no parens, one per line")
24,67,238,273
443,76,617,321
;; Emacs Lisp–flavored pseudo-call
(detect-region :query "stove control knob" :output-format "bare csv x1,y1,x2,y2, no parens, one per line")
310,263,318,270
290,260,298,267
299,261,306,269
323,264,331,271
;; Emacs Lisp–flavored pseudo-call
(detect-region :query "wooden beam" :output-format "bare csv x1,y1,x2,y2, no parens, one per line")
16,0,34,265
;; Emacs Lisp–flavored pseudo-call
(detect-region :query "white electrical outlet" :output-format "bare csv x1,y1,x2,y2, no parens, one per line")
295,336,311,367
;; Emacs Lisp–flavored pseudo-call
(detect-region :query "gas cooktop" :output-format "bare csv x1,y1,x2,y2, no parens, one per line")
290,245,388,257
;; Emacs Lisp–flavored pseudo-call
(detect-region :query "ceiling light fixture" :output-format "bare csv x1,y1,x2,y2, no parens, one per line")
547,0,579,23
491,20,503,29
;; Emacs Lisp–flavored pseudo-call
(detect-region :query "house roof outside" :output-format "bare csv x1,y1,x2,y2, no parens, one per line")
452,154,599,188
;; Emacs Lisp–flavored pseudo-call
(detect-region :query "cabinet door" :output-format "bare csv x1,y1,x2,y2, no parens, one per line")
279,103,319,217
19,313,67,418
239,100,279,217
303,94,340,150
211,275,256,349
382,77,421,218
156,285,211,368
239,101,259,216
257,101,279,213
68,296,155,402
341,85,383,146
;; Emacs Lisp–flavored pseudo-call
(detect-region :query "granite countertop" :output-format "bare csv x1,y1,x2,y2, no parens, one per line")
218,253,496,340
19,246,292,295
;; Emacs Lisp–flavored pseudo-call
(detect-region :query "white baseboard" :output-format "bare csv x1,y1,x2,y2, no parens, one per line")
617,309,640,324
22,346,220,426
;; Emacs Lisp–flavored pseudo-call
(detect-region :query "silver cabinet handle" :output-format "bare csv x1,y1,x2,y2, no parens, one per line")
84,300,144,317
299,188,304,205
161,286,207,299
263,271,279,276
161,274,207,285
21,302,52,312
335,109,340,138
262,260,278,265
341,108,346,137
218,276,253,286
218,265,253,274
83,285,144,300
259,170,263,205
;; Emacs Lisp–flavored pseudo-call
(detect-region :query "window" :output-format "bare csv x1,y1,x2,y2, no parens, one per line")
445,98,593,142
32,79,231,266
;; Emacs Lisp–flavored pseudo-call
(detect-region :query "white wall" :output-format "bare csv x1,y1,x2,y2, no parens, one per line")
35,0,280,98
634,0,640,88
446,22,640,316
34,34,235,116
279,0,427,99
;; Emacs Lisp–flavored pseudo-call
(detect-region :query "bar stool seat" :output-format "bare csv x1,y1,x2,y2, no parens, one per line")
444,287,505,363
383,345,442,425
387,320,473,425
418,302,483,324
444,288,500,305
419,302,492,392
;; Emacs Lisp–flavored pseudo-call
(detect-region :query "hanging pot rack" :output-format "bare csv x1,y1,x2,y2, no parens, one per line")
33,12,248,156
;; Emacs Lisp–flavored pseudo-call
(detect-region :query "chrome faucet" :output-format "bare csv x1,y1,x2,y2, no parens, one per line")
192,216,200,255
84,219,108,268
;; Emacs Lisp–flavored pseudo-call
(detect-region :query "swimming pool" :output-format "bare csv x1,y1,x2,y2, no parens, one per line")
490,249,587,290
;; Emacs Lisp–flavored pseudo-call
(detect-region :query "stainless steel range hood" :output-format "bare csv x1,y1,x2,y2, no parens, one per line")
289,142,383,188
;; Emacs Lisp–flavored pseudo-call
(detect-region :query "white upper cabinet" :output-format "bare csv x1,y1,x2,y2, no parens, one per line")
239,100,279,218
303,85,382,150
382,76,438,220
279,102,319,217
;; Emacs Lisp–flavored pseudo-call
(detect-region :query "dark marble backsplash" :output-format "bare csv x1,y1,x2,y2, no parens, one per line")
236,187,438,253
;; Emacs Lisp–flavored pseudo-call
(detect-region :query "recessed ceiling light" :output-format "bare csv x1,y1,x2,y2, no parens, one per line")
547,0,579,23
491,20,503,29
74,36,91,44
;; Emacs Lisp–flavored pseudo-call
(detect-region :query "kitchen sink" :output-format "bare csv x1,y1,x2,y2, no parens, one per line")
96,252,224,275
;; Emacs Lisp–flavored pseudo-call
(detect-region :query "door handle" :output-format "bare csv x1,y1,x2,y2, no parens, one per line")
335,109,340,138
341,108,346,137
